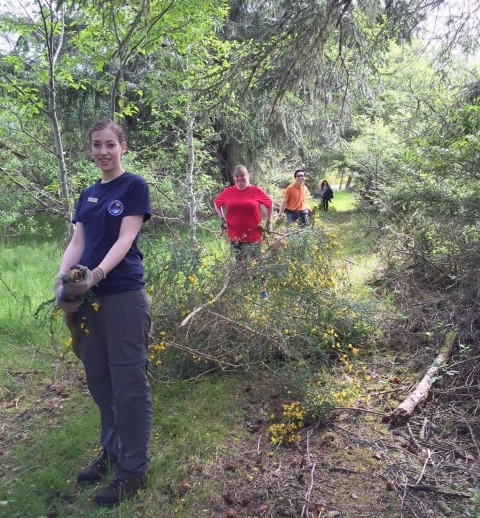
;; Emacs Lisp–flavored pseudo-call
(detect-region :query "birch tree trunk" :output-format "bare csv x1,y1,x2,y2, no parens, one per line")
41,2,72,220
186,109,197,244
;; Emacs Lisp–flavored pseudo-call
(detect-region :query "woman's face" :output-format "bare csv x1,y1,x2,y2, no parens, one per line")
234,170,250,190
91,128,126,175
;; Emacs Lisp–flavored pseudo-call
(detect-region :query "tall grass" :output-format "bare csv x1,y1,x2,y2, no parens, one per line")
0,241,66,385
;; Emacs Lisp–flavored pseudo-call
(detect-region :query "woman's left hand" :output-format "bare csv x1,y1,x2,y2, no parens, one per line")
63,265,105,296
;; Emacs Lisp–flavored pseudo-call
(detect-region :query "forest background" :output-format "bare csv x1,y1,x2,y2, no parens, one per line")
2,0,480,517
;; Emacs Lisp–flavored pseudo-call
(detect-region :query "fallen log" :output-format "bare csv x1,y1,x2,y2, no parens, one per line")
392,331,456,421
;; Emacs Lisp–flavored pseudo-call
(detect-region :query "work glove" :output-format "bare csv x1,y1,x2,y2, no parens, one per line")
266,220,273,233
63,264,105,296
54,276,84,313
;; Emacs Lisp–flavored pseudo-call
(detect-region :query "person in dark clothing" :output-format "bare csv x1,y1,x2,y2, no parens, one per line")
320,179,334,211
55,119,152,507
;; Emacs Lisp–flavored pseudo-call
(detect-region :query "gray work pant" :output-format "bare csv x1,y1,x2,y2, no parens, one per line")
80,289,152,480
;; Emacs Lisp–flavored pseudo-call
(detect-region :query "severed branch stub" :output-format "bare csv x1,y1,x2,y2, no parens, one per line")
392,331,456,422
62,267,87,360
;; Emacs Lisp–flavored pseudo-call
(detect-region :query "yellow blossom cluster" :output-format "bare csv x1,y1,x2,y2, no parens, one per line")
149,332,167,366
141,223,373,393
268,402,306,446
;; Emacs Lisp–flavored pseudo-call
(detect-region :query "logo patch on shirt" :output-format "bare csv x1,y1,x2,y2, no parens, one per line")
87,197,98,203
108,200,124,216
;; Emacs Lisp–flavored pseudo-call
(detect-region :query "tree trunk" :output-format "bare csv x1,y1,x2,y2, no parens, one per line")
110,68,122,121
212,116,235,184
345,175,352,189
186,111,197,244
339,166,344,190
44,4,72,222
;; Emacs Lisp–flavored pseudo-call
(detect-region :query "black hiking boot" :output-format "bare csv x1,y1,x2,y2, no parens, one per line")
77,449,116,483
94,475,147,507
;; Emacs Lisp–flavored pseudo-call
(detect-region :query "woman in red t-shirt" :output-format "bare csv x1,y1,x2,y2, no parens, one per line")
214,164,273,259
214,164,273,299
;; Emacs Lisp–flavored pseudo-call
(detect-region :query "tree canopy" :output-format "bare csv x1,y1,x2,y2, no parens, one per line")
0,0,479,243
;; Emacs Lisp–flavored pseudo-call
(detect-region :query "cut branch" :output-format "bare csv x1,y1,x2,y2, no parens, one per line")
393,331,456,421
180,279,230,327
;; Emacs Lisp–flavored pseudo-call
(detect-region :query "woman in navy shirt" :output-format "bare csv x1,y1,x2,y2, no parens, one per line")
55,119,152,507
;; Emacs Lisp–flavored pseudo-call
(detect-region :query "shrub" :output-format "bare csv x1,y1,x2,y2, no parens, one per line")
145,222,375,422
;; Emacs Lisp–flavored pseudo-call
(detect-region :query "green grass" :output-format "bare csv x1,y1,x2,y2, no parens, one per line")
0,238,245,518
0,372,244,518
0,241,67,392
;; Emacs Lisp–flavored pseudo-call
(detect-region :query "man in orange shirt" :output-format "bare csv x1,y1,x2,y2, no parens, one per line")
277,169,310,228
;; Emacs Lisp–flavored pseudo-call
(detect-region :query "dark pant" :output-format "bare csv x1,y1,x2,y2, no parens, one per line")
80,289,152,480
322,198,329,211
230,241,267,298
230,241,261,262
286,210,308,227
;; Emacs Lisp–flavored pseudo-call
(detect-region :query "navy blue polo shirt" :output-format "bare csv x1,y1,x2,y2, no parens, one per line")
72,172,151,296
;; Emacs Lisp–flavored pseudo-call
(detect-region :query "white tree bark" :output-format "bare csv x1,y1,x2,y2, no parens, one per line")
39,1,71,219
186,109,197,244
393,331,456,421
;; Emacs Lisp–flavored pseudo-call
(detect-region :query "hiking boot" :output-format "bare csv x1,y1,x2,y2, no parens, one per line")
94,475,147,507
77,449,115,483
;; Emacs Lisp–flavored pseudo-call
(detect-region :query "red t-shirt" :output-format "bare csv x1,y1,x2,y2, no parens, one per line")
214,185,272,242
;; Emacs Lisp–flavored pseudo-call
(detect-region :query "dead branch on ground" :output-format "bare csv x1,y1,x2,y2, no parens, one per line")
392,331,456,421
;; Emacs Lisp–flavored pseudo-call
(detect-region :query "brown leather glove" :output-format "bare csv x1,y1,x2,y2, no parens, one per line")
63,265,105,296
